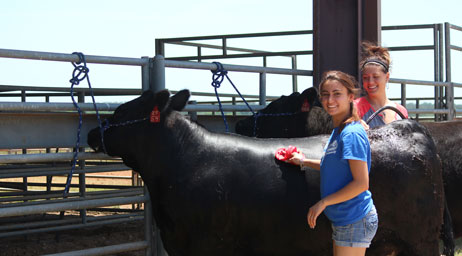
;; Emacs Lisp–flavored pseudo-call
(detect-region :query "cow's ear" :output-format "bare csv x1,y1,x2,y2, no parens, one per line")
170,89,190,111
301,87,320,106
153,90,170,111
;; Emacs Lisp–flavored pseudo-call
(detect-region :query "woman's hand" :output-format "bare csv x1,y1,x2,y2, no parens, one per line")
307,200,327,229
286,151,304,166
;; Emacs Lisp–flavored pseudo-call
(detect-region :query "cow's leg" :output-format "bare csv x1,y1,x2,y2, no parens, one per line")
441,199,455,256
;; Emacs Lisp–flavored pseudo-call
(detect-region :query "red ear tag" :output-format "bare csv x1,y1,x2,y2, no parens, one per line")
301,99,310,112
150,106,160,123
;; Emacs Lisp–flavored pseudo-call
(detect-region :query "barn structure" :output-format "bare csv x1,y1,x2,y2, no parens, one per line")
0,0,461,255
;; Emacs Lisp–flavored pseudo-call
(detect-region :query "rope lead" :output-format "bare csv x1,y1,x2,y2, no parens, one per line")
64,52,106,196
211,62,256,133
210,62,299,136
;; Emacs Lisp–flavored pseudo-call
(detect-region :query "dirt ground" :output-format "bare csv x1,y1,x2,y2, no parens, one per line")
0,213,146,256
0,169,148,256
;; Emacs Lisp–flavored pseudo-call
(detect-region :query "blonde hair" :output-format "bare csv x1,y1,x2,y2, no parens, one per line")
319,70,361,132
359,41,391,73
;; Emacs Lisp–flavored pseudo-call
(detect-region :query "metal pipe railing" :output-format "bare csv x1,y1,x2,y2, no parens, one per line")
0,48,148,66
0,152,112,164
165,59,313,76
0,194,148,218
43,241,148,256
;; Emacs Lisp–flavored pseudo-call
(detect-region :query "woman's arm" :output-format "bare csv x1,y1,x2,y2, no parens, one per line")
307,159,369,228
286,152,321,171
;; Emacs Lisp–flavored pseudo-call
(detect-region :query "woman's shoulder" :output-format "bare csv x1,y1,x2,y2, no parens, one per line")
354,97,370,107
343,122,368,136
354,97,371,117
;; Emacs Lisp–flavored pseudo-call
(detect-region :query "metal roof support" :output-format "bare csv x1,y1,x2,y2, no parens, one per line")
313,0,381,86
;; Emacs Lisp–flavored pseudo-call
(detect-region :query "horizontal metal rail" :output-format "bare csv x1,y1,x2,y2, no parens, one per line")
0,216,144,239
166,50,313,61
406,108,450,114
389,78,462,88
0,48,149,66
0,187,143,203
0,164,129,178
449,23,462,32
382,24,436,30
0,84,279,100
0,101,266,113
0,212,142,232
167,41,270,54
0,101,119,112
0,84,141,95
0,152,114,164
157,30,313,42
0,194,148,218
165,59,313,76
43,241,148,256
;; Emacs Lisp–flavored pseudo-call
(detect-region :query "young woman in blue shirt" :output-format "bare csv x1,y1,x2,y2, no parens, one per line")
286,70,378,256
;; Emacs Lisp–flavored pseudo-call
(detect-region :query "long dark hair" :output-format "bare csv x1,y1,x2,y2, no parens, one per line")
318,70,361,133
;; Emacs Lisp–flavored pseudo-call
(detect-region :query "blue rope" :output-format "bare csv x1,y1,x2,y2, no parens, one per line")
211,62,256,133
210,62,298,136
64,52,106,196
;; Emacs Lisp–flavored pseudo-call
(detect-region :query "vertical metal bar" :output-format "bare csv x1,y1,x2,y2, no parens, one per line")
150,55,166,93
144,186,153,256
439,23,445,120
445,22,454,120
401,83,406,108
78,92,87,224
433,24,441,121
291,55,298,92
222,37,227,56
232,97,236,116
259,72,267,106
261,57,267,106
197,46,202,62
141,57,150,91
21,90,27,194
188,101,198,121
155,39,165,56
416,99,420,121
45,95,53,196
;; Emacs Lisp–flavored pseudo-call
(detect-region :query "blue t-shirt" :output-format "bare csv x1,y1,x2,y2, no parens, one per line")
320,121,373,226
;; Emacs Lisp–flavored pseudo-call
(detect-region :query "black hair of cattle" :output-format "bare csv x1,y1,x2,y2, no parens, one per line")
235,89,459,256
88,89,445,256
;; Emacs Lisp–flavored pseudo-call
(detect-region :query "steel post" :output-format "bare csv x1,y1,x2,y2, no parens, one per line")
150,55,166,93
141,56,150,91
259,72,267,106
445,22,455,120
144,186,153,256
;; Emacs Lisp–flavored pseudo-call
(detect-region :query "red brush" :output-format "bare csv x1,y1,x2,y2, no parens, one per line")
275,145,305,161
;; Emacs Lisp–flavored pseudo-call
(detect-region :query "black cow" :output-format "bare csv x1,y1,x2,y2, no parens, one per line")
235,88,459,256
424,121,462,239
88,89,444,256
235,87,332,138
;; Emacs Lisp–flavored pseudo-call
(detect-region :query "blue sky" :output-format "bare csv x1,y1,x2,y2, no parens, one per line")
0,0,461,103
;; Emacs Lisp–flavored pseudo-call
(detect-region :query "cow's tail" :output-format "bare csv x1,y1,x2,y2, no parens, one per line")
441,199,455,256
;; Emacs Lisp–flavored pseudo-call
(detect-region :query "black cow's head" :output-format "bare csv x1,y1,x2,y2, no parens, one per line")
87,89,190,169
235,87,332,138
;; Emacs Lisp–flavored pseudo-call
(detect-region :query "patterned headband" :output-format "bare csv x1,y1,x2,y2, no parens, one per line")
361,59,389,73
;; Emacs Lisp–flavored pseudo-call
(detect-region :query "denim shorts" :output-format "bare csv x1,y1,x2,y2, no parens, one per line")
331,206,378,248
